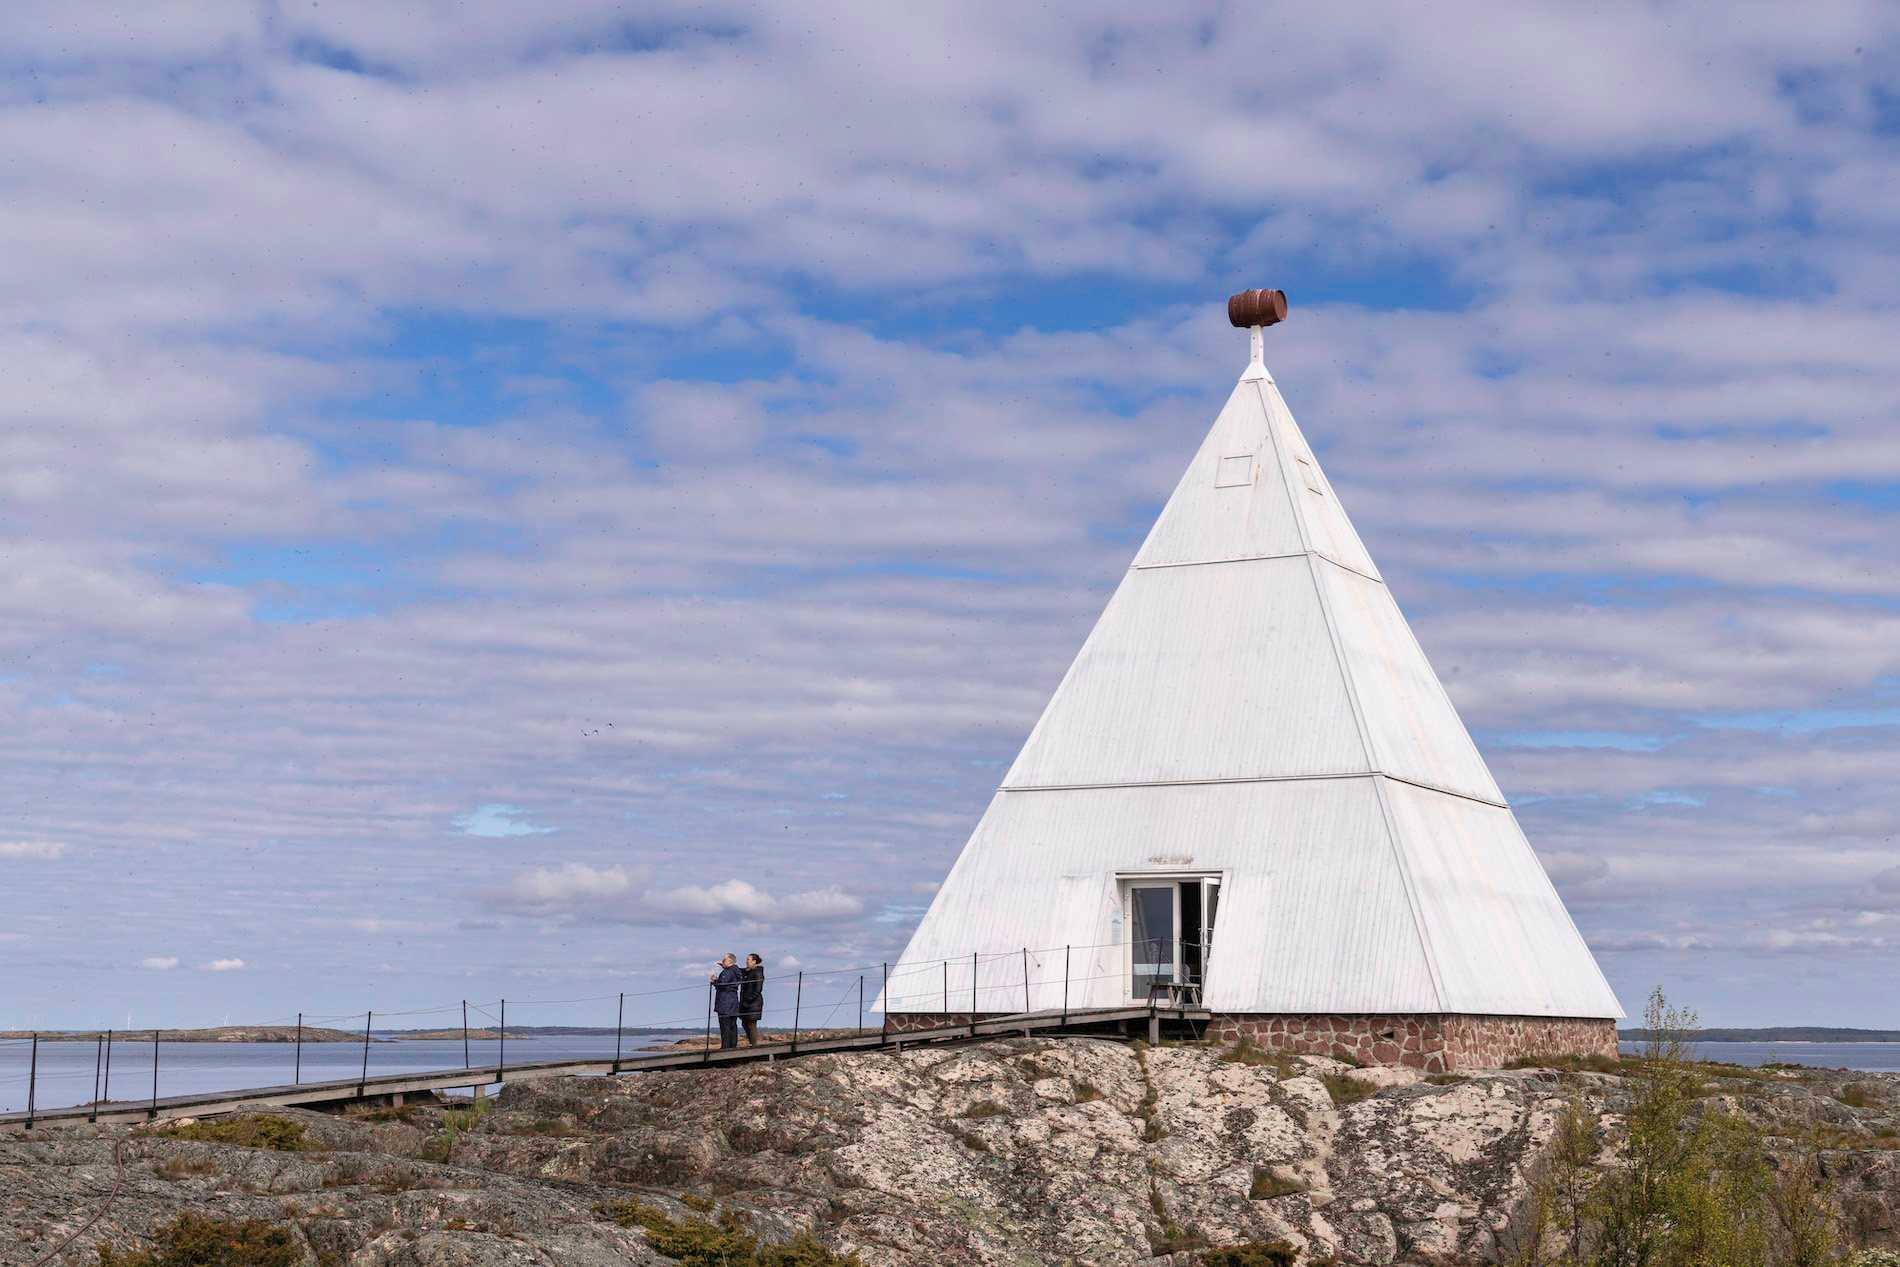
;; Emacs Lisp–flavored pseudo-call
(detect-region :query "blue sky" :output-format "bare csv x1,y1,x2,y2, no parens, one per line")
1,3,1898,1030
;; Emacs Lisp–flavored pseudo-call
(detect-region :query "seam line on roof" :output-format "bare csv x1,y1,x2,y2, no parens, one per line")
1303,547,1451,1012
1129,549,1382,584
1252,380,1314,560
997,768,1509,810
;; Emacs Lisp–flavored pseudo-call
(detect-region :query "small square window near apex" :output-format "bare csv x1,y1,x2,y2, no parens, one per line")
1215,454,1253,488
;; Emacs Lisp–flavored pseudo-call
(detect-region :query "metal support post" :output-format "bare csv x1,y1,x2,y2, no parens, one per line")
614,992,625,1070
857,975,864,1035
497,1000,506,1084
971,951,978,1037
1061,945,1070,1026
462,1000,470,1069
294,1014,303,1085
25,1034,36,1129
149,1030,160,1119
1022,948,1030,1014
102,1029,113,1108
90,1032,104,1122
703,983,712,1063
792,971,803,1052
359,1012,373,1095
881,963,889,1042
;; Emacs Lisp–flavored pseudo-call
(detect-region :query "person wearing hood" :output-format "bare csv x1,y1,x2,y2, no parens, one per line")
738,953,765,1046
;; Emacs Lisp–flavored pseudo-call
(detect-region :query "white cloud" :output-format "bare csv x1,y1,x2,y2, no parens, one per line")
499,862,639,905
492,863,861,929
139,956,178,970
199,958,245,972
0,841,65,860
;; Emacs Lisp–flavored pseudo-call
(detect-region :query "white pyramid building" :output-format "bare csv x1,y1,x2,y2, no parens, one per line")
882,298,1621,1071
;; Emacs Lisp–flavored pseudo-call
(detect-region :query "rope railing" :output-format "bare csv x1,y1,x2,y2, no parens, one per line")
0,937,1213,1122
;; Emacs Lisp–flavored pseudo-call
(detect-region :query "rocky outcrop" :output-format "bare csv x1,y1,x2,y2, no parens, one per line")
4,1038,1897,1266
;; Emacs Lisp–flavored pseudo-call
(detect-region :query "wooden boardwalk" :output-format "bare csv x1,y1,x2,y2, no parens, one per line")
0,1005,1208,1132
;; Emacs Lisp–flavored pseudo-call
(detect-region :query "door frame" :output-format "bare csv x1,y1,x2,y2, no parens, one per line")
1116,870,1227,1004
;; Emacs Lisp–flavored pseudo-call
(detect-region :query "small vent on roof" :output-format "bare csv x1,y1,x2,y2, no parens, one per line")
1294,456,1325,495
1215,454,1254,488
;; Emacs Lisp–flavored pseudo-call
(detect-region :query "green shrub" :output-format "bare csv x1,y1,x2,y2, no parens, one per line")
1318,1072,1372,1107
1536,988,1842,1267
164,1116,309,1153
97,1213,299,1266
422,1095,494,1162
597,1200,859,1265
1198,1244,1297,1267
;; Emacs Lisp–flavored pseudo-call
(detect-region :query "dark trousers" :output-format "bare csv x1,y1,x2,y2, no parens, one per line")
742,1016,760,1046
718,1015,739,1050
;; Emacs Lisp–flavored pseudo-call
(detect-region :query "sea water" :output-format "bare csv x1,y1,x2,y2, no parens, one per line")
0,1033,680,1115
1619,1040,1900,1072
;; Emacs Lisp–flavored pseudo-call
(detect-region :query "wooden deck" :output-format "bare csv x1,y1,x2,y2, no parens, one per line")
0,1005,1209,1132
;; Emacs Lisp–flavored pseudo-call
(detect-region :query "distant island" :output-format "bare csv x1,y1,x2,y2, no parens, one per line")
2,1022,719,1044
1619,1026,1900,1043
381,1025,701,1039
0,1025,366,1043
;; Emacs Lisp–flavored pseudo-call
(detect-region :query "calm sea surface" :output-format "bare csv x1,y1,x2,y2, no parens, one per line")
7,1036,1898,1115
0,1033,677,1115
1618,1040,1900,1071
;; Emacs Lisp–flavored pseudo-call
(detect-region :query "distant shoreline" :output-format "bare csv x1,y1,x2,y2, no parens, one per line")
1618,1027,1900,1044
0,1023,706,1043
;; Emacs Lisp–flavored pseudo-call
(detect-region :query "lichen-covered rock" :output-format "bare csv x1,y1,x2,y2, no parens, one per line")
4,1039,1898,1266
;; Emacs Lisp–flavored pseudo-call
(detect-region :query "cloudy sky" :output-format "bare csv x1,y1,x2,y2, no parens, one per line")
2,3,1897,1032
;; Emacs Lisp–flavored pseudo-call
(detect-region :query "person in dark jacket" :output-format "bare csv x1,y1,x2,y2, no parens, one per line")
738,953,765,1046
710,953,743,1049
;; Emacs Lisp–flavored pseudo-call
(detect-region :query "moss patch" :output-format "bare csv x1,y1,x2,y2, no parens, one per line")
1248,1167,1304,1200
1198,1243,1298,1266
97,1213,300,1266
160,1115,310,1152
598,1199,860,1265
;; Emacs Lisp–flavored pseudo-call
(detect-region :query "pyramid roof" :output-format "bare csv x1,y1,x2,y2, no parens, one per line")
883,341,1621,1021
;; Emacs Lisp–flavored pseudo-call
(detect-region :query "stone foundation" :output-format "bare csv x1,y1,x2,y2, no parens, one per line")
1207,1013,1617,1073
885,1011,1617,1072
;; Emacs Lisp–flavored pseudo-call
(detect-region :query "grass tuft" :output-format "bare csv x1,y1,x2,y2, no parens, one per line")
160,1115,310,1152
1218,1039,1301,1079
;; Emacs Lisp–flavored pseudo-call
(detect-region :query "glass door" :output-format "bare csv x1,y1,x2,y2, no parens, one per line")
1128,883,1176,1002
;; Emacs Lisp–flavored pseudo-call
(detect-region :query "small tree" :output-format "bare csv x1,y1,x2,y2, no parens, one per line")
1593,988,1705,1267
1770,1134,1839,1267
1586,987,1842,1267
